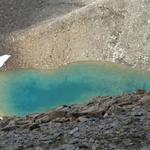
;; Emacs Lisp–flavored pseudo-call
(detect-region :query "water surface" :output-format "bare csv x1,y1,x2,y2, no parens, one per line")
0,62,150,116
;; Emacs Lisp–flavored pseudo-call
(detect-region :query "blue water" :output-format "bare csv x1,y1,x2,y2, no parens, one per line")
1,62,150,116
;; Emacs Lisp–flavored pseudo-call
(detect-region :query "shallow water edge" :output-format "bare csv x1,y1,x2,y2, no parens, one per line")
1,61,150,116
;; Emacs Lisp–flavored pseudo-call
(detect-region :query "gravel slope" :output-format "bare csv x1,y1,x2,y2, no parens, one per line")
0,0,95,34
0,0,150,71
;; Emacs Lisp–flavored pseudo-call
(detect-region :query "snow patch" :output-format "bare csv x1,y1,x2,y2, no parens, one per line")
0,55,11,68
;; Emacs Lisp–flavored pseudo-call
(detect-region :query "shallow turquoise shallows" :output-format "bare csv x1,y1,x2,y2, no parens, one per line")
1,62,150,116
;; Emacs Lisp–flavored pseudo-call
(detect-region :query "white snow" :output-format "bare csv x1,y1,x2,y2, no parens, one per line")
0,54,11,68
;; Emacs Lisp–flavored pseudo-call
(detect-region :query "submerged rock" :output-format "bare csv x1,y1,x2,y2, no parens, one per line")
0,90,149,149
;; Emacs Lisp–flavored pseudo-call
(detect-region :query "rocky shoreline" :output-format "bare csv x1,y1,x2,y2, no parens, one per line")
0,89,149,150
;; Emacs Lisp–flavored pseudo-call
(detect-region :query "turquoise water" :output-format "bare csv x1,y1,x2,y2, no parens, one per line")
1,62,150,116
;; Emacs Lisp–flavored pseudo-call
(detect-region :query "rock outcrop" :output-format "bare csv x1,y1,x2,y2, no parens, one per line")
0,90,150,149
0,0,150,71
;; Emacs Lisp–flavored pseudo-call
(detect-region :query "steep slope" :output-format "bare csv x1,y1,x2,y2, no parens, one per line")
0,0,150,70
0,0,95,34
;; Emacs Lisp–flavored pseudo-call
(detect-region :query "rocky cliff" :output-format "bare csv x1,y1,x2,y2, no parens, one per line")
0,0,150,71
0,90,149,149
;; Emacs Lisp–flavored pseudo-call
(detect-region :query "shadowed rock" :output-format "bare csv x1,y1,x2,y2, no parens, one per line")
0,0,95,34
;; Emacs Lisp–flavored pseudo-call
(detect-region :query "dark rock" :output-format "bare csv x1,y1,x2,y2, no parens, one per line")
29,123,40,130
0,91,150,149
1,125,17,131
136,89,146,95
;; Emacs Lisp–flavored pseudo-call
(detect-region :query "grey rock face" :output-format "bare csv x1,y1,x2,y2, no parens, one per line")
0,90,150,149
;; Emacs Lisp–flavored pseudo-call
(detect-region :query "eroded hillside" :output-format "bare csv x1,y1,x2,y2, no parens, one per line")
0,0,150,71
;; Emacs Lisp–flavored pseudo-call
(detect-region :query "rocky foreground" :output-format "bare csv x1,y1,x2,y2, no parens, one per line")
0,90,149,150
